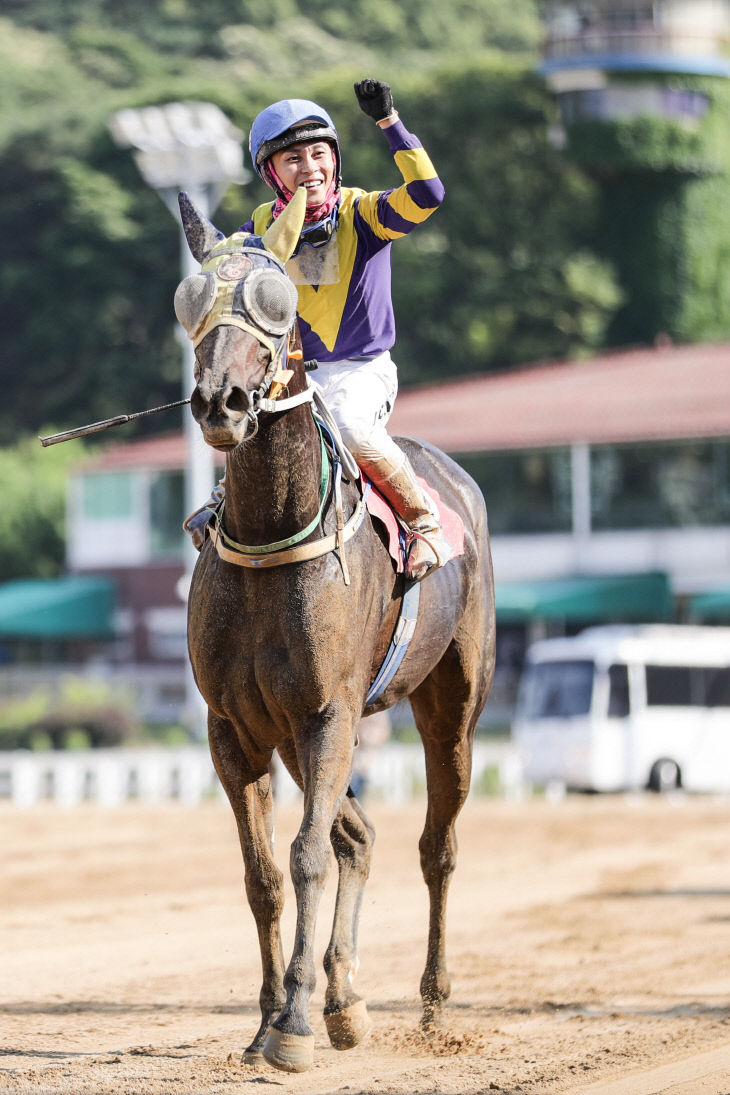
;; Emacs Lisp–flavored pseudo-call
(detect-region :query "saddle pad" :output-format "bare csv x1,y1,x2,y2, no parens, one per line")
363,476,466,573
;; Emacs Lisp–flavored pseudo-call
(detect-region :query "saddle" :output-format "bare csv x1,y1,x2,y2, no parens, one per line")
363,476,465,573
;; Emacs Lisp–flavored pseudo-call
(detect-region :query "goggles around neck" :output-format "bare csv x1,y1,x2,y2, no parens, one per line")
291,205,339,257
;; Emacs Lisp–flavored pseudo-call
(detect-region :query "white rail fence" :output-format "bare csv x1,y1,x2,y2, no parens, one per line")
0,741,524,808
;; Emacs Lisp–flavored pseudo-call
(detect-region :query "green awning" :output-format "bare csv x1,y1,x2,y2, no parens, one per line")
687,585,730,621
495,572,673,624
0,576,116,639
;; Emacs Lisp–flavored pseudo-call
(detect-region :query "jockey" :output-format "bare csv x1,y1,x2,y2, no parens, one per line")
186,79,450,582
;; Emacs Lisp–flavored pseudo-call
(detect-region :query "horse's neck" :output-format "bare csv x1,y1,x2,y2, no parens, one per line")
223,403,323,545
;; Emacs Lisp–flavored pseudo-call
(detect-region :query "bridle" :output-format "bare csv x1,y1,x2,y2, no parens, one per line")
176,235,314,436
237,324,313,439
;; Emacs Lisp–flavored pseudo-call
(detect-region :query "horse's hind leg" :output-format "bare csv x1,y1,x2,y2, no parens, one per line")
410,641,492,1029
323,791,375,1050
208,714,286,1061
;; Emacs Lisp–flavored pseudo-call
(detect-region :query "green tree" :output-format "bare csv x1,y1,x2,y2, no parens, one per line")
327,58,622,385
563,78,730,347
3,0,540,59
0,21,187,445
0,436,86,579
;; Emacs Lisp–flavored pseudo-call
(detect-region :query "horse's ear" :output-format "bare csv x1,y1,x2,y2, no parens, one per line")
178,192,225,263
261,186,307,263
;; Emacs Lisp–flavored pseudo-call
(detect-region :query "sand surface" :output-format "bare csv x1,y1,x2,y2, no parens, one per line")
2,792,730,1094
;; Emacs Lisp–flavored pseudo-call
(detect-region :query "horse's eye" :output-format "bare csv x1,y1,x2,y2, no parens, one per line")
174,272,217,336
243,268,298,336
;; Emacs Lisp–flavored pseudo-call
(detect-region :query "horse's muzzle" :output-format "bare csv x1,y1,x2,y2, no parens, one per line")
191,383,256,449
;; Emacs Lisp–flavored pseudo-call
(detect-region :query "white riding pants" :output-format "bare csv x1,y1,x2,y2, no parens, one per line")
312,350,404,471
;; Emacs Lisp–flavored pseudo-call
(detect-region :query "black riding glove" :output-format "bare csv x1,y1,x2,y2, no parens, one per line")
354,79,395,122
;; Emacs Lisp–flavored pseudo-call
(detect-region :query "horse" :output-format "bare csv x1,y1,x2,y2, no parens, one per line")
176,185,496,1073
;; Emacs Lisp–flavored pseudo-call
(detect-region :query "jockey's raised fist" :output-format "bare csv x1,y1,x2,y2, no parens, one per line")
354,79,394,122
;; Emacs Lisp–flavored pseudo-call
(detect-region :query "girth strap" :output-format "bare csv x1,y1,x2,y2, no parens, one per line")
364,577,421,708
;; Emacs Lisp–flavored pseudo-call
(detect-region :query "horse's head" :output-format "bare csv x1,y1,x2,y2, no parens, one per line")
175,189,306,450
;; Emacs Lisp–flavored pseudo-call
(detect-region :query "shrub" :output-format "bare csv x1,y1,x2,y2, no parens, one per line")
0,676,140,750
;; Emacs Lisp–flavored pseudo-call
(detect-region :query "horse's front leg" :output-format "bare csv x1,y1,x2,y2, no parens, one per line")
263,710,355,1073
274,741,374,1051
208,714,286,1061
323,791,375,1050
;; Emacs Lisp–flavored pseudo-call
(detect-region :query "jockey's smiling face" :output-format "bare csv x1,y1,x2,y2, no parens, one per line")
270,140,335,208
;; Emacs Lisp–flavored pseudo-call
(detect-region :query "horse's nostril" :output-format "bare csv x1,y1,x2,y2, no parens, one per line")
191,388,207,422
226,387,250,415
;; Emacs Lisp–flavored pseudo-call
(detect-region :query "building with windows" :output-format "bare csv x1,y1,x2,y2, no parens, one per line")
541,1,730,108
389,341,730,608
389,339,730,719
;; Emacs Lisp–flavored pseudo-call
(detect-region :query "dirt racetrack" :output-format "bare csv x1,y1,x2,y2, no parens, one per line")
2,792,730,1095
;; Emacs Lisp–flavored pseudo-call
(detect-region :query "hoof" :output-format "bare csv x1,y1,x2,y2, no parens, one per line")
262,1029,315,1073
325,999,372,1050
241,1047,265,1066
421,1002,443,1032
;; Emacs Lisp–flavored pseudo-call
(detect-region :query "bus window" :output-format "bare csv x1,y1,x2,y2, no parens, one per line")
646,665,700,706
521,660,594,719
703,666,730,707
646,664,730,707
608,663,630,717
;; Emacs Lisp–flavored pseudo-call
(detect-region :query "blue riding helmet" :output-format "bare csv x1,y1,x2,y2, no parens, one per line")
249,98,342,189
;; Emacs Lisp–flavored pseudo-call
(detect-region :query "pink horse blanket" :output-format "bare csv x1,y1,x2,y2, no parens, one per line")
362,475,466,573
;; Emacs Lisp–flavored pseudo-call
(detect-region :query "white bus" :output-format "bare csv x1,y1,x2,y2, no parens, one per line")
512,624,730,793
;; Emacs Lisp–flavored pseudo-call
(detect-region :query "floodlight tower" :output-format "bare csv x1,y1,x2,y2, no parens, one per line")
109,101,248,731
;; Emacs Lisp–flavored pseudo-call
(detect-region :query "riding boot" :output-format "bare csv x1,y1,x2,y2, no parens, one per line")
183,478,225,551
358,452,451,582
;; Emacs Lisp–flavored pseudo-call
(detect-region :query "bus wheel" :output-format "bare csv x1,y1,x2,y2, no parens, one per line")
648,758,681,793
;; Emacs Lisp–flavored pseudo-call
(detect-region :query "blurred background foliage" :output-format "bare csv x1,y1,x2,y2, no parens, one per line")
0,437,86,580
0,674,144,750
